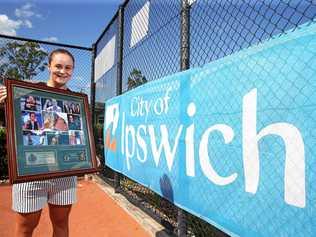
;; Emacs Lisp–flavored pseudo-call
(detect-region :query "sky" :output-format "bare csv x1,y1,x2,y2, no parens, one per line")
0,0,124,47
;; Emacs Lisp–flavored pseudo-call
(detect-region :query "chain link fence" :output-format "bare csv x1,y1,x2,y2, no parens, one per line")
190,0,316,67
95,0,316,236
122,0,181,92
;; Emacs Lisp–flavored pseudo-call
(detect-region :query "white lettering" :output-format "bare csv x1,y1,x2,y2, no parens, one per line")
154,98,164,115
136,125,148,162
163,87,171,114
148,124,183,171
115,87,306,208
125,125,136,170
243,88,305,208
199,124,237,185
130,97,138,117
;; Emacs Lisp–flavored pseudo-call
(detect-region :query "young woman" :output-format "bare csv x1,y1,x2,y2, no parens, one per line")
0,48,76,237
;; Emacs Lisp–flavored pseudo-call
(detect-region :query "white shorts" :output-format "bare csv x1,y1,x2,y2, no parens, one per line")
12,176,77,213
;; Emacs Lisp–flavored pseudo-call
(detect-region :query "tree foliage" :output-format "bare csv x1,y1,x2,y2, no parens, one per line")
127,68,147,90
0,41,48,83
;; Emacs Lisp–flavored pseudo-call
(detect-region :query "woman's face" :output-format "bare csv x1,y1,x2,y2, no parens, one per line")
55,117,67,131
51,137,58,145
25,96,36,108
27,96,35,104
48,53,74,88
30,113,36,121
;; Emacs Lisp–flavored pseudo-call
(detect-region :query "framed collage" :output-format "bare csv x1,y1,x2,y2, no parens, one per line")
5,79,98,183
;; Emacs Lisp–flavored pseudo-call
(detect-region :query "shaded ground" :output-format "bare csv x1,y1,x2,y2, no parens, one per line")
0,179,150,237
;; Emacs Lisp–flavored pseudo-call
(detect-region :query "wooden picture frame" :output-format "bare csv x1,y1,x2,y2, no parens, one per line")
5,79,98,184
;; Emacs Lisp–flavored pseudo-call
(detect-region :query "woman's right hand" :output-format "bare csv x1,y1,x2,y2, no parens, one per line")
0,86,7,104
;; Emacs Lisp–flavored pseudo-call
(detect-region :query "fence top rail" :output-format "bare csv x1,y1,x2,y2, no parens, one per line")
0,34,92,51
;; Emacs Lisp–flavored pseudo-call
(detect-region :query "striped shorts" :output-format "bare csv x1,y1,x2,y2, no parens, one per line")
12,176,77,213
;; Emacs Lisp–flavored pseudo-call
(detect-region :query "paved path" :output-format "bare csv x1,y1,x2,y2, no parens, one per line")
0,179,150,237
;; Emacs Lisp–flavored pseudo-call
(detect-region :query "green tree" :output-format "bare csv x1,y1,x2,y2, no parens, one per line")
0,41,48,83
127,68,147,90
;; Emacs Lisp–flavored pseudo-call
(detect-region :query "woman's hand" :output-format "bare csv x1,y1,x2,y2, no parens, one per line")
96,155,101,168
0,86,7,103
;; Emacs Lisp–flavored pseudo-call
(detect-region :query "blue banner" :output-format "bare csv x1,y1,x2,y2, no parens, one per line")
104,22,316,236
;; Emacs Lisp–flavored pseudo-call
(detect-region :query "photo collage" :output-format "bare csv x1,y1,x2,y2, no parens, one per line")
20,95,85,147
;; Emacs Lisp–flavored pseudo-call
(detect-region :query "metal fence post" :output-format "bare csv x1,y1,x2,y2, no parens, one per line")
180,0,190,71
90,43,96,125
116,5,124,97
114,4,125,193
178,0,190,236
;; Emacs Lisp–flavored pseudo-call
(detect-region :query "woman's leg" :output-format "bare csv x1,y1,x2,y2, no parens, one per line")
12,182,47,237
47,176,77,237
48,204,72,237
15,210,42,237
